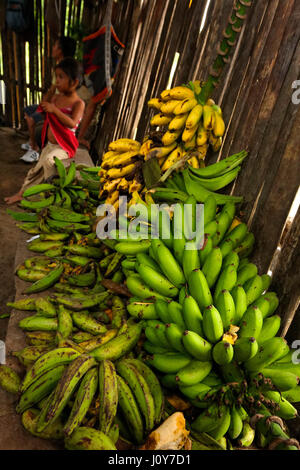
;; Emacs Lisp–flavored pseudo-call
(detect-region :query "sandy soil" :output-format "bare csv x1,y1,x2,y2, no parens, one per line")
0,126,33,341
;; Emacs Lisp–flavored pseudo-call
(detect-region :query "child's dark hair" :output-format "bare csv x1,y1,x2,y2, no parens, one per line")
55,57,83,88
57,36,77,58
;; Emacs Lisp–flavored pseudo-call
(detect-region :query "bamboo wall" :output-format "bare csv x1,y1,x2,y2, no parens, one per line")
0,0,88,128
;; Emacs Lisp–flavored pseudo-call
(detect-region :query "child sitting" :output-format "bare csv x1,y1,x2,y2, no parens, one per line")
21,36,77,163
5,57,85,205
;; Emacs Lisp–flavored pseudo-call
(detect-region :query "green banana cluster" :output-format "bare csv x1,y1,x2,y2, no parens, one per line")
11,347,163,449
120,194,300,448
115,358,164,444
152,151,247,205
8,158,101,237
13,230,127,296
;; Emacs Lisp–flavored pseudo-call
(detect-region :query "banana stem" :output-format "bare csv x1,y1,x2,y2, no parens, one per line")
251,414,300,450
198,0,253,104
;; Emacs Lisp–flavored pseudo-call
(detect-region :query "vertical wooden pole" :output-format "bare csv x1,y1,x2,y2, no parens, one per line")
12,32,21,128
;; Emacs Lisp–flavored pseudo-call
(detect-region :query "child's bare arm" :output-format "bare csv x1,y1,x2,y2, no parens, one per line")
40,100,85,129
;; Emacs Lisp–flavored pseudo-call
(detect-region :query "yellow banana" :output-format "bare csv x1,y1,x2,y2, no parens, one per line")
101,154,123,169
140,139,153,157
182,124,198,143
213,113,226,137
193,80,202,95
188,156,200,169
147,142,177,158
206,98,215,106
117,178,130,192
161,146,184,172
99,168,108,178
109,150,140,168
208,132,219,146
99,171,108,184
203,105,216,130
103,152,138,169
185,104,203,129
168,113,189,131
128,191,144,207
144,192,156,206
212,136,222,152
161,130,181,146
196,123,208,146
100,178,121,197
129,179,143,194
161,86,195,101
214,137,223,152
196,143,209,160
173,98,198,115
107,163,136,179
102,150,118,162
147,98,163,110
229,217,242,232
184,134,197,150
160,100,182,114
105,190,119,205
108,138,141,153
150,113,172,127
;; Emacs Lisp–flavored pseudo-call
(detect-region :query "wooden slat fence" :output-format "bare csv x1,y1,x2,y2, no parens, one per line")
0,0,87,128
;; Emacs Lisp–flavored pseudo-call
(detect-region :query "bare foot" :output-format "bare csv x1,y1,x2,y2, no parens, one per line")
78,137,91,150
4,191,23,205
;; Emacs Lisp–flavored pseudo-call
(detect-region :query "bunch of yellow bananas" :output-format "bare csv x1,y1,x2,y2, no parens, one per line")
146,81,226,171
99,138,144,210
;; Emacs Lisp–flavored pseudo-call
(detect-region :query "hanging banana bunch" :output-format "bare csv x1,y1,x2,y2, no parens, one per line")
146,80,226,171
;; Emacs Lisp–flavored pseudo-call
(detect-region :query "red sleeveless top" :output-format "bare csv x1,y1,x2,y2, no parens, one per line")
37,105,81,159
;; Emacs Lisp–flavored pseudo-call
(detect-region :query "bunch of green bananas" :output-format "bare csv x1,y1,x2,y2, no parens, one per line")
13,231,125,294
145,81,226,171
114,191,300,449
0,349,165,449
8,159,101,232
9,168,130,294
154,150,247,205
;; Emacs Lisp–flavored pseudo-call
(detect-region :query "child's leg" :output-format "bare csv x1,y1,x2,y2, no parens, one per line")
4,147,47,204
4,143,68,204
25,114,39,151
40,143,69,181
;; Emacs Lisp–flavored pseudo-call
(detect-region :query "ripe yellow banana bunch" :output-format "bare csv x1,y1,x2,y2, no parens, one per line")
100,138,144,210
147,81,226,169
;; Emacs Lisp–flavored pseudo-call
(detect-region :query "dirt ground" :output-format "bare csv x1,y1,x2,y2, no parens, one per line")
0,126,32,342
